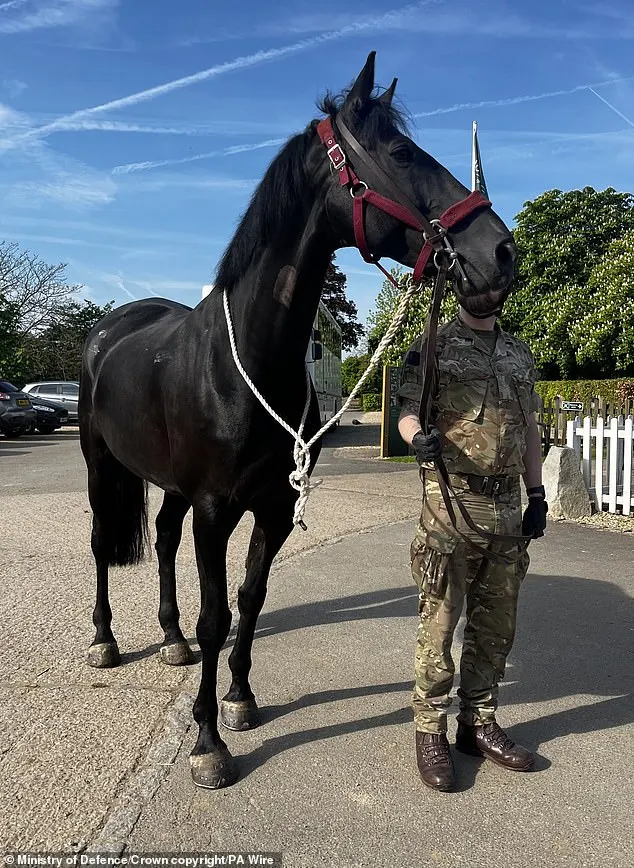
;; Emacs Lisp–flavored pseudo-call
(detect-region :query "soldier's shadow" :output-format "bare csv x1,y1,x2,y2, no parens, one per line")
494,572,634,751
246,570,632,790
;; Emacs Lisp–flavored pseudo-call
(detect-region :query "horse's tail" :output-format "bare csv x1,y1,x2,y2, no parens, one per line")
88,450,149,567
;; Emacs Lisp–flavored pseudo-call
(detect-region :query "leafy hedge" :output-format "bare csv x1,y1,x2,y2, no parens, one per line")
535,378,634,407
362,393,382,412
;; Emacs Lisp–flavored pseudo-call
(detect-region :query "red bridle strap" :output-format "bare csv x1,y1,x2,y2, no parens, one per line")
316,117,491,284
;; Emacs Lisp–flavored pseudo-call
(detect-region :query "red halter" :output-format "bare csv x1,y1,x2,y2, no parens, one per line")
317,116,491,285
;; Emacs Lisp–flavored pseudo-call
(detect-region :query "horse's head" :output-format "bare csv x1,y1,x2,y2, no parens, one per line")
320,52,516,313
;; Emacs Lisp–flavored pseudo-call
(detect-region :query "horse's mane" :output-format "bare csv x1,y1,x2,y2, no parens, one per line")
214,127,316,291
214,88,411,291
319,87,411,142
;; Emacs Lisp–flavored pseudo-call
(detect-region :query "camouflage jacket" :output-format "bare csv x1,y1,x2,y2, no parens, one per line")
397,316,539,477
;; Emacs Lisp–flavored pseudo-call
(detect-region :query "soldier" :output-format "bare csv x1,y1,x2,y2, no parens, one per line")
397,290,548,792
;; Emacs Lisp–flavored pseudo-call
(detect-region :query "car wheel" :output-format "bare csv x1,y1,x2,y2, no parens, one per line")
37,425,57,435
3,430,24,438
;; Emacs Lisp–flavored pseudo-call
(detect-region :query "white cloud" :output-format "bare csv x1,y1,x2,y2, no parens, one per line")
179,1,634,43
120,175,256,193
0,0,117,34
0,101,117,210
2,78,28,99
9,177,115,207
0,213,225,247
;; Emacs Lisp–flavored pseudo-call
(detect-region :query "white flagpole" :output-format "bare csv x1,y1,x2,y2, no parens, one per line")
471,120,477,192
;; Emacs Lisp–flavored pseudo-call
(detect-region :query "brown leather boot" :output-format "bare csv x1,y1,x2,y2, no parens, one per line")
415,731,456,791
455,722,534,771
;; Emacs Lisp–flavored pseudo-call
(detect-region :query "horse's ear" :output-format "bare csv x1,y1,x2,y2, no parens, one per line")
378,77,398,106
345,51,376,111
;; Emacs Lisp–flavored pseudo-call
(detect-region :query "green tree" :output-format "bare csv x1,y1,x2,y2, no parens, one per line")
341,353,381,396
503,187,634,378
21,298,114,382
1,241,84,382
366,267,457,366
321,255,364,351
0,241,78,335
0,292,23,382
569,230,634,376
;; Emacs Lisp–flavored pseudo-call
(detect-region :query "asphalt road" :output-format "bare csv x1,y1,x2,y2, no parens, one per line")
128,520,634,868
1,412,632,866
0,412,404,497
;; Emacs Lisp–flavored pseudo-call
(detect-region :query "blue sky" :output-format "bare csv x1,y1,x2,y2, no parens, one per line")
1,0,633,333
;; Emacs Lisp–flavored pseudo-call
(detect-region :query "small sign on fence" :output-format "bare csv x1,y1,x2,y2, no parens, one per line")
561,401,584,412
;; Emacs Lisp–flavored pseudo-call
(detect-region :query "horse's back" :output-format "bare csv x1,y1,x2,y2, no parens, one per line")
80,298,195,483
83,298,191,379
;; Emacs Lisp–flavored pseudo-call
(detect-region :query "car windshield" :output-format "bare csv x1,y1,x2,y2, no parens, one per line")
0,380,19,392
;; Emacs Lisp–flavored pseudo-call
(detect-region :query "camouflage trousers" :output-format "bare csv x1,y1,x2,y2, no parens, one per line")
411,476,530,734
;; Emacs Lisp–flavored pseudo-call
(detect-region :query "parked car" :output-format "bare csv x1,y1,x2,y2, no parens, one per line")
26,394,69,434
22,381,80,420
0,380,37,437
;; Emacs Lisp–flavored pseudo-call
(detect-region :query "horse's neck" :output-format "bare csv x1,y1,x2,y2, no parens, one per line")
212,208,333,377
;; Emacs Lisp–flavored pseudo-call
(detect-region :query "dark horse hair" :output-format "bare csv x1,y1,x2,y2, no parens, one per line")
215,128,317,291
318,87,411,137
215,88,410,293
94,454,149,567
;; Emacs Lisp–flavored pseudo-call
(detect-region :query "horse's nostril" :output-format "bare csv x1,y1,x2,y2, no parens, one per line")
495,238,517,272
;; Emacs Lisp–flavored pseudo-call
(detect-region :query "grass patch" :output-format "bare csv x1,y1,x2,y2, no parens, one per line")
384,455,416,463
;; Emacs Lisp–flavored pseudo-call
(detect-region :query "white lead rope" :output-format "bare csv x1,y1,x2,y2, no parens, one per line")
222,280,419,529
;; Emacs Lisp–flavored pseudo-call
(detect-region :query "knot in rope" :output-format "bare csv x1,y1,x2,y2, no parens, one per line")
289,438,322,530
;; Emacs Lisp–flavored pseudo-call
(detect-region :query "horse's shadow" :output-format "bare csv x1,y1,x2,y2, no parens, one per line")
123,570,632,788
231,571,633,784
119,586,417,664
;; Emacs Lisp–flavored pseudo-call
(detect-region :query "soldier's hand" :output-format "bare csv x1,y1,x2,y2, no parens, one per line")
411,428,443,465
522,487,548,538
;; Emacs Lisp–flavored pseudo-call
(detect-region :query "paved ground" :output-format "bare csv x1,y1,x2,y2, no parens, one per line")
1,415,632,866
0,412,393,495
128,522,634,868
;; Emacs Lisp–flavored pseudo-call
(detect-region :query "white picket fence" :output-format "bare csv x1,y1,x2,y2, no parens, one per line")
566,415,634,515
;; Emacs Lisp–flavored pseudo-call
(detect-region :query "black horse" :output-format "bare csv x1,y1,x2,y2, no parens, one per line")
79,52,516,789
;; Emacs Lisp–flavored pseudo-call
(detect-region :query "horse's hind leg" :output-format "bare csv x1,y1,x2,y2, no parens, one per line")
220,504,294,731
155,492,194,665
86,507,121,668
81,426,148,669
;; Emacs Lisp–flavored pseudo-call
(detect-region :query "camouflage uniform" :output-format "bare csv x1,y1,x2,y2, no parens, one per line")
398,316,540,734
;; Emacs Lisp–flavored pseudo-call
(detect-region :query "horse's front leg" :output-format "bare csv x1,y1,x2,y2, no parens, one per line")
190,496,243,789
220,501,294,731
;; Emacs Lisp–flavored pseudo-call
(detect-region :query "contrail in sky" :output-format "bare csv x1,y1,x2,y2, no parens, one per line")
9,0,441,147
588,86,634,128
113,138,286,174
414,77,634,118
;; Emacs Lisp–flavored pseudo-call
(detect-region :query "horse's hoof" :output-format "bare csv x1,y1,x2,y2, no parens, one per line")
220,698,261,731
86,642,120,668
190,746,238,789
159,641,195,666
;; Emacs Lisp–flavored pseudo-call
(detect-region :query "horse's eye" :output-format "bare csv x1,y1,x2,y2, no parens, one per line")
391,145,413,164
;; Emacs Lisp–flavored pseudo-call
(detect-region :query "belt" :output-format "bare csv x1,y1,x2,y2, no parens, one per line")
425,470,519,497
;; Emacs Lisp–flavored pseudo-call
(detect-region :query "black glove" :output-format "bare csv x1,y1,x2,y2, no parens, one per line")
412,428,443,465
522,486,548,538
